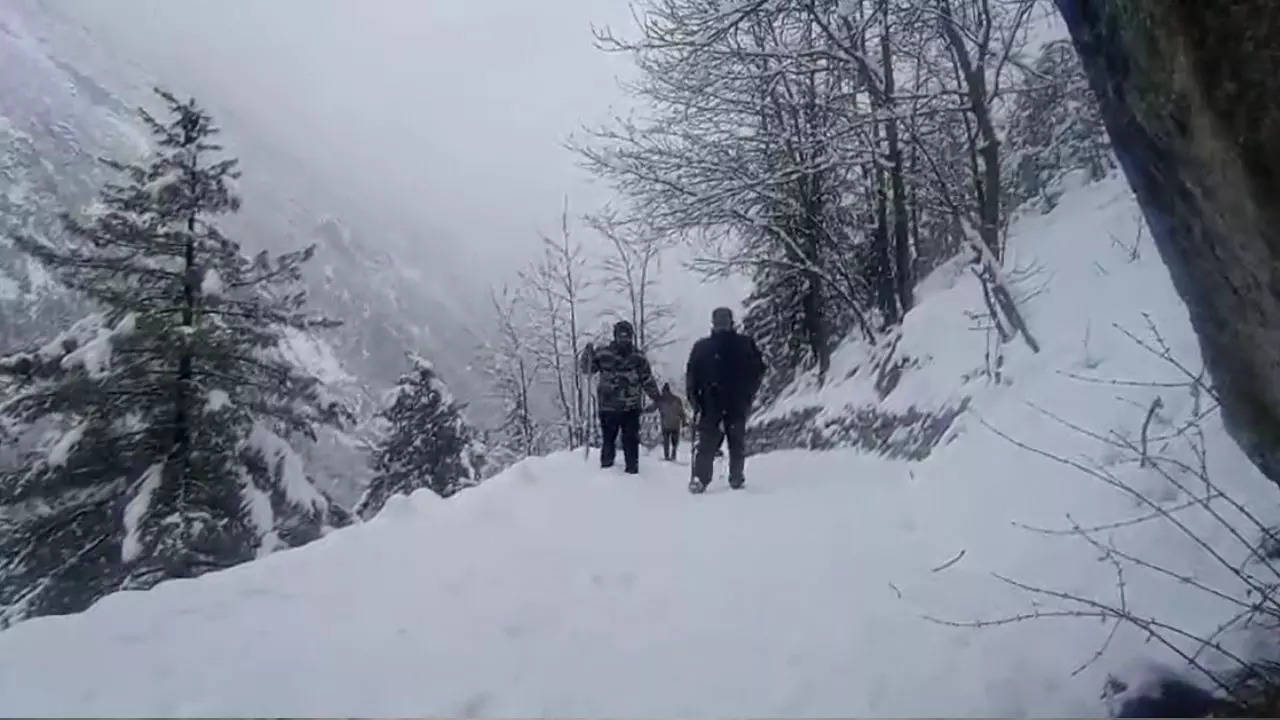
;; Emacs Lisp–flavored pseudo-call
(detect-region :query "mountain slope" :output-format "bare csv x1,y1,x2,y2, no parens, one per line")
0,175,1275,716
0,1,496,504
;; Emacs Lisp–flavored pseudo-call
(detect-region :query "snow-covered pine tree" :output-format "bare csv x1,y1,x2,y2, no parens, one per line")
0,89,352,625
354,353,484,520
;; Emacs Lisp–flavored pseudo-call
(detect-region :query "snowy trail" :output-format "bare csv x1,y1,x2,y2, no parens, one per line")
0,447,1097,717
2,175,1276,716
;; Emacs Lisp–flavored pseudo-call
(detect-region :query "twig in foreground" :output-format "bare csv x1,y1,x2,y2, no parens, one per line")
932,549,966,573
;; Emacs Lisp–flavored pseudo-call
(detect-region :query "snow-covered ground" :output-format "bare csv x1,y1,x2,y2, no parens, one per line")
1,173,1276,716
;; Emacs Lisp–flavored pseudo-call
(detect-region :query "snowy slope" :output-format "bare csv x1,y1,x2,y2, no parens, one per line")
0,173,1276,716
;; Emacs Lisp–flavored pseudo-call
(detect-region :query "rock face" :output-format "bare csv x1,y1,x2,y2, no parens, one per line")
1056,0,1280,488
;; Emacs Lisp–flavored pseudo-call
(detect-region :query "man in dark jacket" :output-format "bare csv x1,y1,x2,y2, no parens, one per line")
581,320,662,474
685,307,766,492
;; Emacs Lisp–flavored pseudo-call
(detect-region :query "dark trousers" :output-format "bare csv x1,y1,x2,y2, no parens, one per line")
661,429,680,460
693,405,747,485
600,409,641,472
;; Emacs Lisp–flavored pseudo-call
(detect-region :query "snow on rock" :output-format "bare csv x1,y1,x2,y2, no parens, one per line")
120,464,163,563
0,174,1277,717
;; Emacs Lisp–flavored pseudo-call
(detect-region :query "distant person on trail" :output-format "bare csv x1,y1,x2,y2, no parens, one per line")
581,320,662,474
647,383,689,461
685,307,766,493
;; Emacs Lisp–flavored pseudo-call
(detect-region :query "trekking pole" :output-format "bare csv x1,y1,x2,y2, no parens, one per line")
689,408,699,482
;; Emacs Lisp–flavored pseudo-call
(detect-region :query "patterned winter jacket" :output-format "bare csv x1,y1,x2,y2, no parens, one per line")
580,341,661,413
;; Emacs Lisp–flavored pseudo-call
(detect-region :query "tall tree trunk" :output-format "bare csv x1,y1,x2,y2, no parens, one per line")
803,242,830,380
873,170,896,325
909,141,922,271
802,185,831,379
174,129,197,477
938,0,1003,260
860,11,899,327
881,0,914,313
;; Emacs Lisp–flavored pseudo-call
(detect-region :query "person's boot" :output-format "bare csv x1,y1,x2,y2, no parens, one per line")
688,477,706,493
625,465,639,475
729,476,745,490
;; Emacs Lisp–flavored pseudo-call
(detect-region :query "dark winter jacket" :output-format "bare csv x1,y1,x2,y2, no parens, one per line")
685,329,766,415
650,391,689,431
581,340,661,413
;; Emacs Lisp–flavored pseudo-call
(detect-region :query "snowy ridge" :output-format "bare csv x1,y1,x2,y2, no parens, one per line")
0,174,1276,715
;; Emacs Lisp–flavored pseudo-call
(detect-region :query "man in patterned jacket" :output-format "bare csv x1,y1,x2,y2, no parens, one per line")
580,320,662,474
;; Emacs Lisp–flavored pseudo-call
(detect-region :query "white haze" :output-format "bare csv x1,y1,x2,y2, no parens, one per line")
54,0,637,280
48,0,748,386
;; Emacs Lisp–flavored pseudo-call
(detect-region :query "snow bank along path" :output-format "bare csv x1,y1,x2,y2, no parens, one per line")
1,174,1276,716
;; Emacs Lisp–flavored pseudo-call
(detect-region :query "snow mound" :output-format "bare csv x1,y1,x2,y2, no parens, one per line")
0,174,1276,716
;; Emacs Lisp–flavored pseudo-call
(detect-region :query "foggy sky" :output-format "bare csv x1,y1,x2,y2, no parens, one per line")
57,0,636,278
52,0,747,378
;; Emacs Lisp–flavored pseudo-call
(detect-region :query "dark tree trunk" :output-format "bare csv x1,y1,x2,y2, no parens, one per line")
802,208,831,381
174,131,197,464
873,162,898,326
1056,0,1280,488
938,0,1003,261
909,144,922,273
856,1,898,326
881,0,914,312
